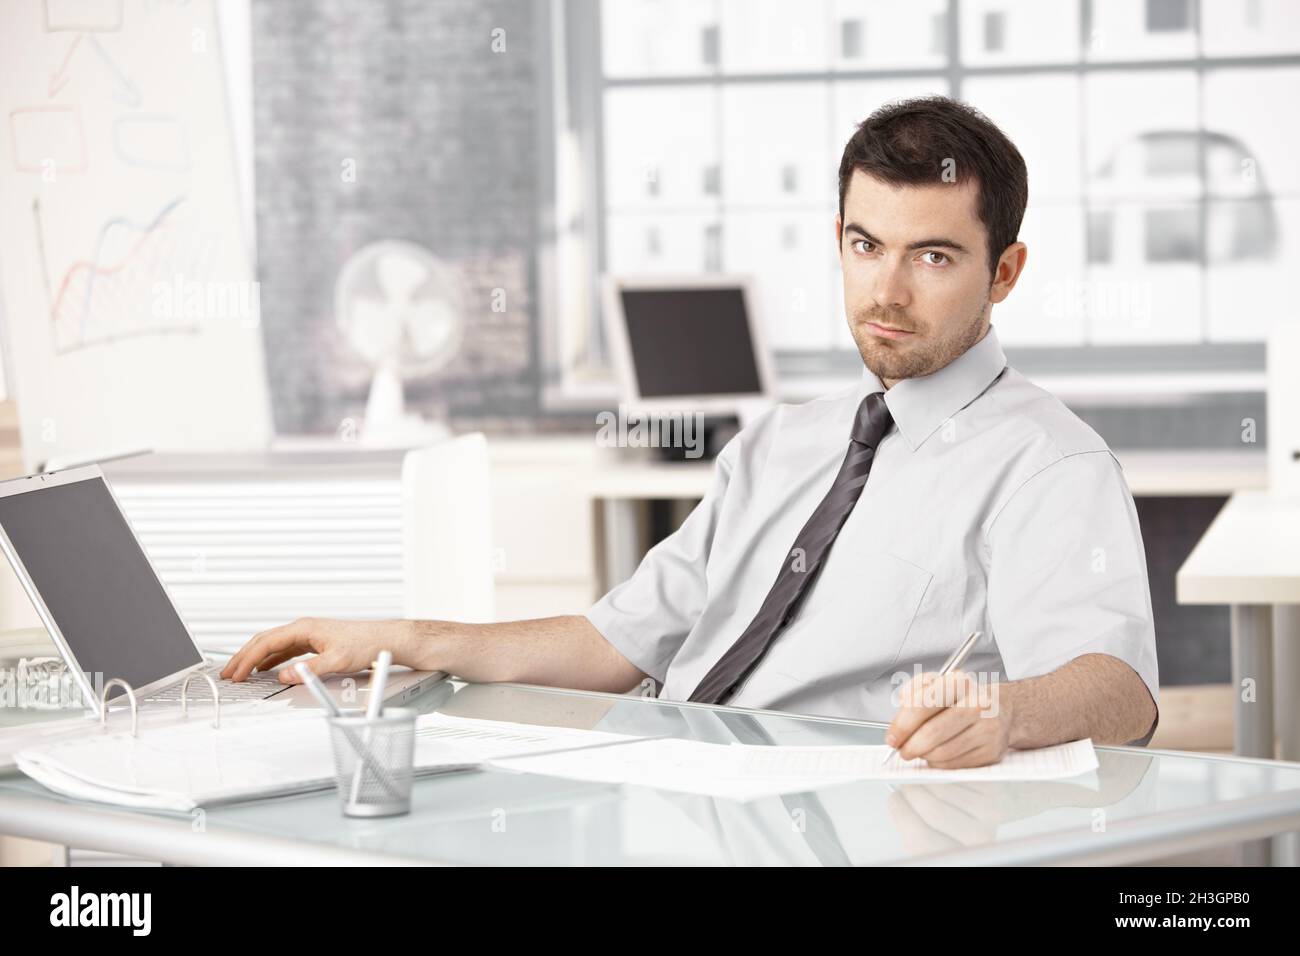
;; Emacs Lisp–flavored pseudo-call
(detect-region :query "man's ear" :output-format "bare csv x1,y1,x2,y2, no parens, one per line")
989,241,1028,304
834,213,843,251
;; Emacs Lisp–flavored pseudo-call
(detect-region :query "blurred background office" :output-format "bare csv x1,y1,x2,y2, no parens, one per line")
1,0,1299,769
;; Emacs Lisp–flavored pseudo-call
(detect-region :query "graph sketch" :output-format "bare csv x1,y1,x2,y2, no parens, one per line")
33,196,209,353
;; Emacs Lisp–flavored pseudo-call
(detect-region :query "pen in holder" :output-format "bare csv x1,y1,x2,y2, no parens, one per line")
326,707,417,818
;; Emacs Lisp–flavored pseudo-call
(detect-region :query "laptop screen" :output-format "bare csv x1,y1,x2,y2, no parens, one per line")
0,476,202,701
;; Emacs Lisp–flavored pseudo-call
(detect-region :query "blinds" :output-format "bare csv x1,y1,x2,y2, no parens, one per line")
112,477,404,655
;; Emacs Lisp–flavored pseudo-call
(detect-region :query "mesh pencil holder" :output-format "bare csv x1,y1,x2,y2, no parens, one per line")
326,707,417,818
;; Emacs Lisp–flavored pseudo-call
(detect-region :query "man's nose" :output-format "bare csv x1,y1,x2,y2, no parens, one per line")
871,258,912,312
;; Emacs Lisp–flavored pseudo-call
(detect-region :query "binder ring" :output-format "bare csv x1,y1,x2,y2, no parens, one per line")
181,672,222,729
100,679,139,737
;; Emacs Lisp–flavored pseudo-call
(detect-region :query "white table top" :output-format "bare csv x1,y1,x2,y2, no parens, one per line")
1112,449,1265,497
3,681,1300,865
1178,491,1300,605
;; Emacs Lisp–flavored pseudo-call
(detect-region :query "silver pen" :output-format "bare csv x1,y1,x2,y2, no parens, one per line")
349,651,392,804
883,630,982,766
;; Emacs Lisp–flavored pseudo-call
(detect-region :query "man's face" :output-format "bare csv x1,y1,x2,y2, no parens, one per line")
836,170,1020,387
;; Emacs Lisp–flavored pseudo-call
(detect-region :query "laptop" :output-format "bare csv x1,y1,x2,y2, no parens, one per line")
0,465,445,716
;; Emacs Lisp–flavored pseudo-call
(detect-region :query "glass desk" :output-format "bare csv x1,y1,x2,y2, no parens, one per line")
2,679,1299,866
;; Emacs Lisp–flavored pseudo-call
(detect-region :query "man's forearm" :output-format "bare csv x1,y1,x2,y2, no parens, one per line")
390,614,647,694
999,653,1157,749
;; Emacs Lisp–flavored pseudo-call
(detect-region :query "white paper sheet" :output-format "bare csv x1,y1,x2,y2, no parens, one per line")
726,739,1099,783
484,738,1099,801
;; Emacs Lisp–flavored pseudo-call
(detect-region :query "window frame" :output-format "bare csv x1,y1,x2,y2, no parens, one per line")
541,0,1293,410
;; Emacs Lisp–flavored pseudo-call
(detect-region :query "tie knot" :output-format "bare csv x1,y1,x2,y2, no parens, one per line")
851,391,893,447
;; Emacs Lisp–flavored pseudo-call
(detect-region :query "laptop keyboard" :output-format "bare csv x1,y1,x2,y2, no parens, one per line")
143,667,288,703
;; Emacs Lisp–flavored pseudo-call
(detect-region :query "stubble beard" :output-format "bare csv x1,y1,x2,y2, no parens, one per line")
851,296,991,384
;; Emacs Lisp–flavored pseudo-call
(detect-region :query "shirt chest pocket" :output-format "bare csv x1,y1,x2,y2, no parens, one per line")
760,547,935,685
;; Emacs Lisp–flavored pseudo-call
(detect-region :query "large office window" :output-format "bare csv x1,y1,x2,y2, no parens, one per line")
562,0,1299,390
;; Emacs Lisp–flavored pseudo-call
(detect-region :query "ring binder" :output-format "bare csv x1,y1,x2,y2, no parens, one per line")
99,679,138,737
180,672,222,729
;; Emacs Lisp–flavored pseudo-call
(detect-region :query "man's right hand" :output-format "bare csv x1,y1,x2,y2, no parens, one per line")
219,617,410,684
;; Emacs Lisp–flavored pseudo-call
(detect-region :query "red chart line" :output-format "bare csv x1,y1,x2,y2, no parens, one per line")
47,196,187,340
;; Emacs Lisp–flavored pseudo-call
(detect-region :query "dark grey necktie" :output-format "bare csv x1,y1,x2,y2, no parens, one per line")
688,391,894,705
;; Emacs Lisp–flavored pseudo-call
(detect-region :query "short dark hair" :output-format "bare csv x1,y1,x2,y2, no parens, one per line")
837,95,1028,277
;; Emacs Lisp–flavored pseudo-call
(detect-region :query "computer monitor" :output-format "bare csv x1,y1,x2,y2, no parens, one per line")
602,275,776,416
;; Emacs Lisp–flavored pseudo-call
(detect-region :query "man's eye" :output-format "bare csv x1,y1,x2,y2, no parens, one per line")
922,251,950,265
853,239,874,254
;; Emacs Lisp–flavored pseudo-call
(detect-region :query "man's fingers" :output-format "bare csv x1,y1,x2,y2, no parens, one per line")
911,719,985,764
898,704,980,760
222,622,312,681
926,742,999,770
250,649,301,674
218,627,275,679
887,672,953,747
887,670,981,749
886,673,941,745
224,634,289,681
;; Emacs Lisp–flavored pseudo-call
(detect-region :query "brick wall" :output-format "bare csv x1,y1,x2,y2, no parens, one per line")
251,0,542,435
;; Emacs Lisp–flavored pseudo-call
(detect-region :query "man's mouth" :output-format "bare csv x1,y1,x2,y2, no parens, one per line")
865,321,916,341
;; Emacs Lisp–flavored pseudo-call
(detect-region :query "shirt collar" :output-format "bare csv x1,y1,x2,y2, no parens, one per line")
857,324,1008,451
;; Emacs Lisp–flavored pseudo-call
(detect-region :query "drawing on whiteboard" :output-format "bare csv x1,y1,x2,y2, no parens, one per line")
42,31,138,105
112,114,190,171
43,0,125,34
44,32,139,106
34,196,211,353
48,34,83,97
8,105,88,174
87,34,141,107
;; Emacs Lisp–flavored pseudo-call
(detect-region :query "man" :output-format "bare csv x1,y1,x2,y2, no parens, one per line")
223,96,1159,768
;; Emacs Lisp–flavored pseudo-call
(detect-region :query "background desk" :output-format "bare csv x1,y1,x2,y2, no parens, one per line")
2,680,1298,866
1178,492,1300,770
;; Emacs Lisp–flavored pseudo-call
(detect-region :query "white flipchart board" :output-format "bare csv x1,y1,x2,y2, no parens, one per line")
0,0,271,471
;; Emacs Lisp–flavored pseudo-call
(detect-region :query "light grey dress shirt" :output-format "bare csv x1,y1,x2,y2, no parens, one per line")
585,325,1160,741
